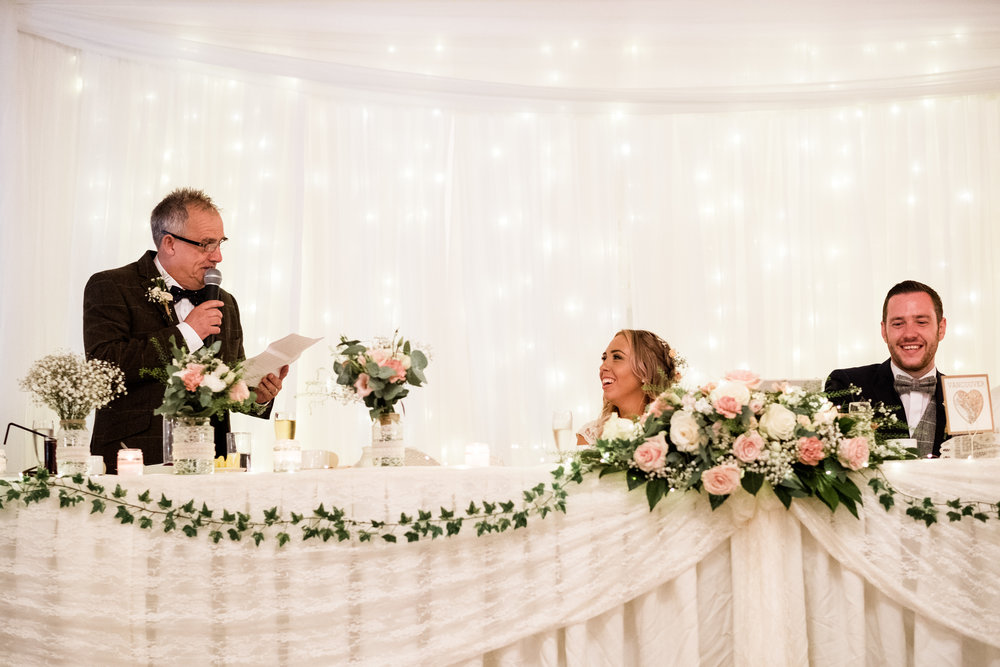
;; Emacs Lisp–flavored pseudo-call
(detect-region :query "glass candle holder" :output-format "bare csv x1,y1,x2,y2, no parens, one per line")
273,439,302,473
117,448,144,476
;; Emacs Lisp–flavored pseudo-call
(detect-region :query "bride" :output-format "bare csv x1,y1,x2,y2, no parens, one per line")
576,329,679,446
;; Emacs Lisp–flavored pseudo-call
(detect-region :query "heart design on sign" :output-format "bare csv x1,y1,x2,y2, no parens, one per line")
954,389,984,424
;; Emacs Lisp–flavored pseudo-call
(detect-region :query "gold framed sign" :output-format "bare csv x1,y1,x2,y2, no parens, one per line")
941,374,995,435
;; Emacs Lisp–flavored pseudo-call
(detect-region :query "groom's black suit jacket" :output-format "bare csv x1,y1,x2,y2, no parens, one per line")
824,359,947,457
83,250,255,472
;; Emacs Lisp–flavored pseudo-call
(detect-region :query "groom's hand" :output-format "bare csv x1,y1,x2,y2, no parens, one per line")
184,300,224,339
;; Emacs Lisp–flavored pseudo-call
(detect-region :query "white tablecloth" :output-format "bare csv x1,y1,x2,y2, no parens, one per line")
1,461,999,666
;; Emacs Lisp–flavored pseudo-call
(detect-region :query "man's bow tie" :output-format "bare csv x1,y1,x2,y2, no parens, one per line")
169,285,209,306
894,374,936,396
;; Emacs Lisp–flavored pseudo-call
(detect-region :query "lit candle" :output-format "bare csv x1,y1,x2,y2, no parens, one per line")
117,449,144,476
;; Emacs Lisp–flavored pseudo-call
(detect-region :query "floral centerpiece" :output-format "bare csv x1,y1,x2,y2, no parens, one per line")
581,370,913,514
333,331,429,466
152,339,255,419
333,332,429,419
150,339,255,474
18,351,127,475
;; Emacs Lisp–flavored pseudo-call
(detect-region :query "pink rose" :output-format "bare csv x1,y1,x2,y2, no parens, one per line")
380,358,407,383
733,431,764,462
354,373,373,398
647,395,670,419
797,436,826,466
714,395,741,419
725,369,762,389
699,381,718,395
633,433,668,473
180,364,205,392
369,349,389,365
228,380,250,402
702,463,741,496
748,398,765,414
838,437,870,471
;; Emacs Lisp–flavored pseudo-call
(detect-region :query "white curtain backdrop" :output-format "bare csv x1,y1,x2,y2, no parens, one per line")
3,0,1000,470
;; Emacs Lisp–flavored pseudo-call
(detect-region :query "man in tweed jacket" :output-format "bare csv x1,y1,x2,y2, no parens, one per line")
84,188,286,472
825,280,947,457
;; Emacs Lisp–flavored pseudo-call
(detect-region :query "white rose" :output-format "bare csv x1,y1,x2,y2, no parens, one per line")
814,401,838,425
759,403,797,440
669,411,702,453
201,373,227,393
398,354,412,370
601,416,640,441
710,381,751,407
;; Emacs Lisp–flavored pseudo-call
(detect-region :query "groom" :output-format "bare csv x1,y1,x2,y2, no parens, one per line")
824,280,948,457
83,188,287,472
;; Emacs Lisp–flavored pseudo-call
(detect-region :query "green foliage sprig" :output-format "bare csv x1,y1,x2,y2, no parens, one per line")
0,464,583,547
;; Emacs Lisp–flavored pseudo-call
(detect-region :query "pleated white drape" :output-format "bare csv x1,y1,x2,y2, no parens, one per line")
4,0,1000,469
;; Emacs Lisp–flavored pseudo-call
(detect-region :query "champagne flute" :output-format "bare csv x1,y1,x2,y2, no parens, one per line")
274,412,296,440
552,411,573,453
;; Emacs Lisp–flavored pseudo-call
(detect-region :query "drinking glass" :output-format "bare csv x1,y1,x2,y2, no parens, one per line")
552,411,573,453
226,432,253,471
274,412,296,440
32,419,55,468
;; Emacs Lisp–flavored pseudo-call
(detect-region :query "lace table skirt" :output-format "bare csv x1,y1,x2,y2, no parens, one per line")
1,462,999,665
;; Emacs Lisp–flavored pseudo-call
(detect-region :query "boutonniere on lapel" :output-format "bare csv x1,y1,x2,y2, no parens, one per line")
146,277,175,321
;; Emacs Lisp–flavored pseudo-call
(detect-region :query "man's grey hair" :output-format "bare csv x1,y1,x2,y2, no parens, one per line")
150,188,219,247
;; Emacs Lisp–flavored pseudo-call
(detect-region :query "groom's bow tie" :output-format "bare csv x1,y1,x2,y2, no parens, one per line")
169,285,210,306
894,374,936,396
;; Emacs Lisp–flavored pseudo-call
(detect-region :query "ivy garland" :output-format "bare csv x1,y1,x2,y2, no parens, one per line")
865,472,1000,526
0,462,998,548
0,464,584,546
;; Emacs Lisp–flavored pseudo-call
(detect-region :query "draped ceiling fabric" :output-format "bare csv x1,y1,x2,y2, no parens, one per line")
3,0,1000,468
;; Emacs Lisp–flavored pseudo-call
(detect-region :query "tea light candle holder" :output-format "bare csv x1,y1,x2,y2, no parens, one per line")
273,439,302,473
464,443,490,467
117,448,144,476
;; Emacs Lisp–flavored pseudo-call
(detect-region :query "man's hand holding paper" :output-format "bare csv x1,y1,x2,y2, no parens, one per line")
244,333,323,388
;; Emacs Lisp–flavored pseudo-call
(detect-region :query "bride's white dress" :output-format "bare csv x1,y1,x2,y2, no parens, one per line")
577,418,601,445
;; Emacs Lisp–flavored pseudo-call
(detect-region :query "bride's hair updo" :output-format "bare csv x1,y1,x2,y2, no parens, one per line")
600,329,679,424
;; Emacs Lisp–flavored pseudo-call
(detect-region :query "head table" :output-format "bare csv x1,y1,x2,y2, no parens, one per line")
1,460,999,666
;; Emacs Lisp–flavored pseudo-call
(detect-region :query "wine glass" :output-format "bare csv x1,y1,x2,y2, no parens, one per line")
552,411,573,454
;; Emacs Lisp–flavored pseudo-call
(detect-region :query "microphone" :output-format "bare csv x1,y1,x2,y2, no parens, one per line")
203,268,222,302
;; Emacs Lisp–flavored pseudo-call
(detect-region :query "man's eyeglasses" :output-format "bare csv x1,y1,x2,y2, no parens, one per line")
168,233,228,253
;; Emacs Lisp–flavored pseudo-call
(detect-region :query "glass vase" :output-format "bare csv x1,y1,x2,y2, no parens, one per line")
57,419,91,477
169,416,215,475
371,412,405,467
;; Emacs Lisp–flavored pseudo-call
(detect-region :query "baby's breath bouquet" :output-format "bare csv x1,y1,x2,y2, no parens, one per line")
19,351,126,420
